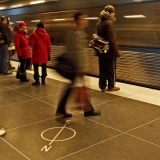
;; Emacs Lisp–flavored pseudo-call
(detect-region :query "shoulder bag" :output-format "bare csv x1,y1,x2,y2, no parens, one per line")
89,33,109,54
55,54,75,80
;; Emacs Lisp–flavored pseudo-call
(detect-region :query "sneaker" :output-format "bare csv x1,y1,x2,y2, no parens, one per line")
0,128,6,136
56,111,72,118
84,110,101,117
32,81,40,86
108,86,120,91
2,72,13,75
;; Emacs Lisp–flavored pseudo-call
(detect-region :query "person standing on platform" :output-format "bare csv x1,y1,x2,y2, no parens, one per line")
6,16,15,70
14,22,31,82
56,11,101,118
0,16,12,75
97,5,121,92
29,22,51,86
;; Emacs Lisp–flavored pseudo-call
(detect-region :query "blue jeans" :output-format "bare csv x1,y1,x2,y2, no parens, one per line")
0,44,9,73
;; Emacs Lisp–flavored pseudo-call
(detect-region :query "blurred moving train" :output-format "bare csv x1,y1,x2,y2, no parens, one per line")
1,0,160,89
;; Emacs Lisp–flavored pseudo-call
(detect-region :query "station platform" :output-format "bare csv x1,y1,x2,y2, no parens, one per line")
0,61,160,160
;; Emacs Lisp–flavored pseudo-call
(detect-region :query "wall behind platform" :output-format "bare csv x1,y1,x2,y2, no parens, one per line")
0,0,157,16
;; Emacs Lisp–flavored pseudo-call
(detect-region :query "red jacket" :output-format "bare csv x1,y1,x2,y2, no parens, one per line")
29,28,51,64
14,32,31,59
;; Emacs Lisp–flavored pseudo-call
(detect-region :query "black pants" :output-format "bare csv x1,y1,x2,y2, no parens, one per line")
20,58,31,73
98,56,116,90
56,75,93,114
33,63,47,81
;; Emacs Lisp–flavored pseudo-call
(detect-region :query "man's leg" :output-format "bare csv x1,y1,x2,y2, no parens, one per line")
107,58,120,91
1,44,11,74
56,75,75,118
98,56,107,91
8,50,15,70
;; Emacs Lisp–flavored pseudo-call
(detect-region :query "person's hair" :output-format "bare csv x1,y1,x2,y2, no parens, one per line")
1,16,7,22
74,11,87,21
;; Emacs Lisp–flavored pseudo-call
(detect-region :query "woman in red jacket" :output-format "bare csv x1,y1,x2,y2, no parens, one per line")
29,22,51,86
14,22,31,82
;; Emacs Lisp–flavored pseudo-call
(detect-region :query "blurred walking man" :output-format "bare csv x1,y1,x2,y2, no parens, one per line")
56,11,101,118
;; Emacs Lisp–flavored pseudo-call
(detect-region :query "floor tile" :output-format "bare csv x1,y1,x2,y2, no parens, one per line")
13,81,64,98
0,138,28,160
2,117,120,160
74,97,160,132
0,99,55,129
0,89,33,107
64,134,160,160
128,119,160,146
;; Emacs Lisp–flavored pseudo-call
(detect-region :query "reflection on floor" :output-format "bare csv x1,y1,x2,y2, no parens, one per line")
0,61,160,160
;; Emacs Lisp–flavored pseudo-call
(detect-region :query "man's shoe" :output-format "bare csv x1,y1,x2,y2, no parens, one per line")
108,86,120,91
56,111,72,118
8,66,15,70
2,72,13,75
32,82,40,86
21,79,29,82
101,88,107,92
84,110,101,117
42,81,45,85
0,128,6,136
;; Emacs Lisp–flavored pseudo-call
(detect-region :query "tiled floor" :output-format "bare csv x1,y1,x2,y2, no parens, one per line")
0,61,160,160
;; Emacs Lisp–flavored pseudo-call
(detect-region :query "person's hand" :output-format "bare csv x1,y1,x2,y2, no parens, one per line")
48,56,51,61
18,56,22,61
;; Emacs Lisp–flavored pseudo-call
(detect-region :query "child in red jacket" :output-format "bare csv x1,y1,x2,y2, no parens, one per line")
14,22,31,82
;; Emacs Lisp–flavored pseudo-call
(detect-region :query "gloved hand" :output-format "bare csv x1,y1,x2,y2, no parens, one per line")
48,56,51,61
18,56,22,61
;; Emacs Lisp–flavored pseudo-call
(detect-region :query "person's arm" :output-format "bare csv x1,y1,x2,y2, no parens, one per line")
28,32,35,46
0,25,11,46
107,21,120,57
14,34,22,58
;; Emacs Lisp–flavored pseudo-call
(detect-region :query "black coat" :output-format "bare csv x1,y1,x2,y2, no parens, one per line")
0,22,11,46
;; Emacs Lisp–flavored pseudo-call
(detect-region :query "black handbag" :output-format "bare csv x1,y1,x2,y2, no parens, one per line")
89,34,109,54
55,55,75,80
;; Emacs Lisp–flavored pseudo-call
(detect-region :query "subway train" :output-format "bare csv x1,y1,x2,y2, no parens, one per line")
1,0,160,89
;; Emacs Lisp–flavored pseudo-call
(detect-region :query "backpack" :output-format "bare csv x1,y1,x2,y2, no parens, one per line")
0,32,5,44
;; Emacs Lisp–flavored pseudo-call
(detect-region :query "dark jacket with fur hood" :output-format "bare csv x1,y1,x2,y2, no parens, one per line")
97,10,121,58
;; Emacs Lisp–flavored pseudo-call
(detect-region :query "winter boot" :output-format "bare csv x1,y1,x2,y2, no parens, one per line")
32,79,40,86
20,72,29,82
41,77,45,85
